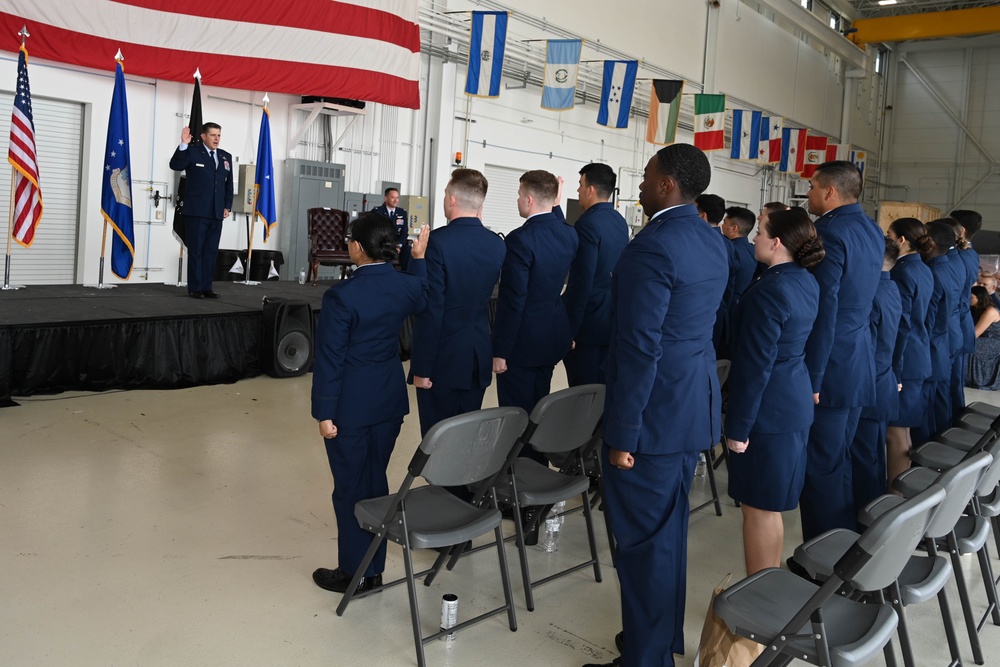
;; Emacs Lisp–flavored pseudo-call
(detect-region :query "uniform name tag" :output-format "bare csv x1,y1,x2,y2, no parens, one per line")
195,163,205,167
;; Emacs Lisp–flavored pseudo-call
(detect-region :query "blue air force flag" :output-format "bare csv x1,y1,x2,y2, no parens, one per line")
102,58,135,280
730,109,762,161
466,11,508,97
597,60,638,129
255,107,277,242
541,40,582,110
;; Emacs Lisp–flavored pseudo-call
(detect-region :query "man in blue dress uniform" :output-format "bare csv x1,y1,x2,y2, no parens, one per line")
801,160,883,540
585,144,728,667
372,187,410,267
721,206,758,306
561,163,629,386
697,193,736,358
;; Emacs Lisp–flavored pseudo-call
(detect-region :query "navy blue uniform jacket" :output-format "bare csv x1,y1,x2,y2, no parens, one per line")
604,204,729,454
409,217,505,390
311,261,428,431
958,247,979,354
729,236,757,306
805,203,884,407
944,248,968,355
725,263,819,442
169,143,234,219
926,254,958,382
372,204,410,247
890,253,933,381
862,273,902,421
492,211,578,366
560,202,630,345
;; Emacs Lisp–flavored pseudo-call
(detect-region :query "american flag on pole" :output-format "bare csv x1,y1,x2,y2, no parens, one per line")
8,43,42,248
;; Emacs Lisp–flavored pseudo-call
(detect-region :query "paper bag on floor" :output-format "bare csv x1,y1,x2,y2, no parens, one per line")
695,574,764,667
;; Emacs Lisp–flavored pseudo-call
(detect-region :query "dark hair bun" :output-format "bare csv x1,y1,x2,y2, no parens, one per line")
794,237,825,269
913,233,935,256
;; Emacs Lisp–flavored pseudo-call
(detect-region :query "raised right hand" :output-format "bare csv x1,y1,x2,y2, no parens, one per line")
180,126,192,145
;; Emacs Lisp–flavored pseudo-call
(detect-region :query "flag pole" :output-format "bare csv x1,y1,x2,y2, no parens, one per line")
3,170,23,290
236,92,267,287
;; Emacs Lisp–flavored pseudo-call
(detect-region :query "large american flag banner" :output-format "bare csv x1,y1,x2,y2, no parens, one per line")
8,43,42,248
0,0,421,109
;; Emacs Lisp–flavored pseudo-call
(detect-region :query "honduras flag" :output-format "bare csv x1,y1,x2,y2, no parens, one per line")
730,109,761,160
541,40,582,110
597,60,638,129
466,11,508,98
102,56,135,280
255,106,277,242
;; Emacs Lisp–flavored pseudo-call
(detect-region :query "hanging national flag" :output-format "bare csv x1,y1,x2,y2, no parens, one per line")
466,11,508,98
779,127,807,173
693,94,726,151
757,116,783,164
7,44,42,248
799,134,829,178
101,57,135,280
541,40,582,110
825,143,852,162
173,71,203,245
729,109,761,161
597,60,637,129
645,80,684,145
0,2,421,109
851,149,867,178
255,105,277,242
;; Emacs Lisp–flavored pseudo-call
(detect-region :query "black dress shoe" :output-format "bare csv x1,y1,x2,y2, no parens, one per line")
615,631,624,653
582,659,620,667
202,290,221,299
312,567,382,593
188,291,204,299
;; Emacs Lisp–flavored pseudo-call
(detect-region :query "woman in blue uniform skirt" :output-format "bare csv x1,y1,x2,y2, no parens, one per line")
726,208,823,575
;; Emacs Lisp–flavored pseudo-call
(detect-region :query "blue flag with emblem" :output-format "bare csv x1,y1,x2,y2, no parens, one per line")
255,106,277,242
102,57,135,280
730,109,761,160
541,40,582,110
466,11,508,97
597,60,637,128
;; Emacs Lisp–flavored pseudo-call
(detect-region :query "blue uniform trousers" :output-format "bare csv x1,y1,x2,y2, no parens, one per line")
602,447,697,667
850,416,887,525
951,354,966,422
415,384,488,437
324,419,402,577
497,364,553,464
185,215,223,293
563,343,608,387
800,406,862,540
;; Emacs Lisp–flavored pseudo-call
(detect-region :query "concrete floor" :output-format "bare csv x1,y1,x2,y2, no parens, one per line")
3,367,1000,667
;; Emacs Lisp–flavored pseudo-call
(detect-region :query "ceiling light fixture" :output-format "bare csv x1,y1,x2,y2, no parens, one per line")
877,0,898,5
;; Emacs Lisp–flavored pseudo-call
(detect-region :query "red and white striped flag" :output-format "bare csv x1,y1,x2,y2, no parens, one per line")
8,43,42,248
0,1,421,109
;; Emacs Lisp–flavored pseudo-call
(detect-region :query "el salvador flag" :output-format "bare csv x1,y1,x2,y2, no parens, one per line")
730,109,761,160
466,12,508,97
597,60,638,129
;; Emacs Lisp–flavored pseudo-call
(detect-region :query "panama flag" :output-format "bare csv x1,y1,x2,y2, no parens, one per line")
757,116,783,164
779,127,807,173
800,134,829,178
597,60,638,129
541,40,582,110
730,109,761,160
466,11,508,97
693,94,726,151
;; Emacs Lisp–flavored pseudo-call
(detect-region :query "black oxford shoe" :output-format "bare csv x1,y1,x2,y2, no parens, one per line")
202,290,221,299
312,567,382,593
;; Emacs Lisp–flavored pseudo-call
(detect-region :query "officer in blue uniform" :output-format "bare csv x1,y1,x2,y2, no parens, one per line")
721,206,758,305
885,218,934,484
696,193,736,358
169,122,234,298
372,187,410,267
584,144,728,667
561,163,629,386
311,214,429,595
492,170,577,429
850,237,902,515
948,211,982,419
801,160,883,540
410,169,505,435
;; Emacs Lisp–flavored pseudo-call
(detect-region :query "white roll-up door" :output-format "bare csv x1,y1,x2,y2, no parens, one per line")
482,164,528,237
0,94,83,285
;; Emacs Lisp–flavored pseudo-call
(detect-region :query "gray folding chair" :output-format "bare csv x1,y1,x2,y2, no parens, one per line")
964,402,1000,420
955,412,1000,435
334,407,529,667
714,483,946,667
793,452,992,667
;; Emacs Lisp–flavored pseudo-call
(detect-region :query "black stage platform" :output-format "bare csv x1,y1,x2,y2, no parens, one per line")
0,281,330,403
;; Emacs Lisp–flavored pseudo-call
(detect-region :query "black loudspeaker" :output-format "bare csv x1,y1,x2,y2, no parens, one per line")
260,298,314,377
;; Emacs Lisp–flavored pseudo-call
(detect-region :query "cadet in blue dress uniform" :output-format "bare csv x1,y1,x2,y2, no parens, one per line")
850,237,902,514
885,218,934,484
947,211,983,419
584,145,728,667
721,206,758,305
169,122,234,298
492,171,578,425
561,163,630,386
410,169,505,435
310,214,429,594
726,208,822,575
801,161,884,540
696,194,736,358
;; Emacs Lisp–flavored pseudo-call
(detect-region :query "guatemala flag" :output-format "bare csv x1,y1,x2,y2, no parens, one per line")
597,60,638,129
255,106,277,242
541,40,582,110
102,56,135,280
730,109,761,160
466,12,508,98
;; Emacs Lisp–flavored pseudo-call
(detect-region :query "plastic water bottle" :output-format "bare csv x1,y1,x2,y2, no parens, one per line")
541,502,564,553
297,267,306,285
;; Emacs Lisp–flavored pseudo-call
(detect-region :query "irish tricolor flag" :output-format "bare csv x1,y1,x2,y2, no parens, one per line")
693,94,725,151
